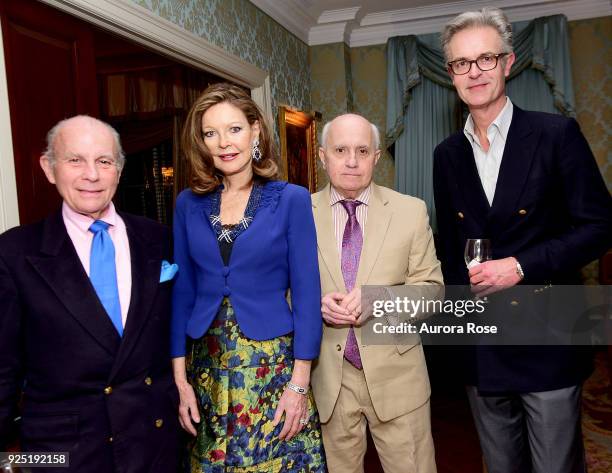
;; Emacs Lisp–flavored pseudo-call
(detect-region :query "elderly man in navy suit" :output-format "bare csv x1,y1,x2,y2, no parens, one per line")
433,8,612,473
0,116,179,472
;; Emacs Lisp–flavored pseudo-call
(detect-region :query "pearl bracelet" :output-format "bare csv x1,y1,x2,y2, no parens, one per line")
286,381,308,395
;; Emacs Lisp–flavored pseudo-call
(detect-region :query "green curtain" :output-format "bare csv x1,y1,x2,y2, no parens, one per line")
386,15,575,230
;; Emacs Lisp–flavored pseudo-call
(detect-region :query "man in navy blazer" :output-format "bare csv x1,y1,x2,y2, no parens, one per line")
434,8,612,473
0,116,179,472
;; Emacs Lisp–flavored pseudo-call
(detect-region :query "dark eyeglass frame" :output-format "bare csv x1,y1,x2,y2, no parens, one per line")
447,53,509,75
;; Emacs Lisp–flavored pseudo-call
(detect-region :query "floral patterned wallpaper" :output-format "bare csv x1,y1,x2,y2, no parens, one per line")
126,1,609,211
569,16,611,190
568,16,611,283
129,0,311,127
350,45,394,189
309,43,351,189
309,43,394,189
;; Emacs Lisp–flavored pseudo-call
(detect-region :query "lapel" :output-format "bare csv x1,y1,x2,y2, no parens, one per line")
109,212,163,380
312,185,345,291
27,211,120,356
447,133,490,230
355,183,392,286
487,106,539,234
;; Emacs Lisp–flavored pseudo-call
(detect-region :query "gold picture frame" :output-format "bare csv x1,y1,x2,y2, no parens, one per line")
278,106,318,193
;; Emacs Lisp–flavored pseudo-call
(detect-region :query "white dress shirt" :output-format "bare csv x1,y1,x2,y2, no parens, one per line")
464,97,514,205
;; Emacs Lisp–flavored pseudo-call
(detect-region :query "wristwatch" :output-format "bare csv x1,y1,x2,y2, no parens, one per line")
286,381,308,395
515,259,525,280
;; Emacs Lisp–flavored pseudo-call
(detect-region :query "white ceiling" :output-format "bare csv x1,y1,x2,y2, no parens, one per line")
250,0,611,47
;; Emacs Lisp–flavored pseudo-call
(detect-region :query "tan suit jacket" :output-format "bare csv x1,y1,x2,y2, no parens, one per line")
311,182,443,423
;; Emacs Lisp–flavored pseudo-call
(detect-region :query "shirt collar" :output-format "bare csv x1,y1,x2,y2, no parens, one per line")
62,201,117,234
330,183,372,207
464,97,514,143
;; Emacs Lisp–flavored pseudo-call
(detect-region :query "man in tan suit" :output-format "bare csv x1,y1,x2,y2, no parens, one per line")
311,113,443,473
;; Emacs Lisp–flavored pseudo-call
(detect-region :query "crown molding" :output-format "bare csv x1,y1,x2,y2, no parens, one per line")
309,22,350,46
249,0,315,44
350,0,611,46
318,7,361,24
251,0,610,47
360,0,555,26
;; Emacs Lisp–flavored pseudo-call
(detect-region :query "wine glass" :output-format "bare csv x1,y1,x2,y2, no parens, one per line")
464,239,491,267
465,239,492,302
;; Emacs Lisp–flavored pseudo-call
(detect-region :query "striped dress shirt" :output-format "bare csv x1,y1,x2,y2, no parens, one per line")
330,184,372,262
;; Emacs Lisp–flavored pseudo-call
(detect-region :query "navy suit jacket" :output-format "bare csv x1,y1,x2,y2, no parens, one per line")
0,211,179,473
171,180,322,360
433,106,612,392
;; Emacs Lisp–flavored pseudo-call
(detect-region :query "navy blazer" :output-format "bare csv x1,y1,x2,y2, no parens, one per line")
0,211,179,473
171,181,322,360
433,106,612,392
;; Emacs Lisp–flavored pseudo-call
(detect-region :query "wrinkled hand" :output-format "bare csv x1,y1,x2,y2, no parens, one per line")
469,257,522,297
341,287,361,320
321,292,356,326
176,379,200,436
272,388,308,441
356,286,390,325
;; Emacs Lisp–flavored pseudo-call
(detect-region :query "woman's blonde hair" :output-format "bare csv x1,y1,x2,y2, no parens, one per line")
182,83,279,194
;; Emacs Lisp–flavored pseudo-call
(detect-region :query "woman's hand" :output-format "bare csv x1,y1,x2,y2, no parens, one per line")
172,357,200,436
176,379,200,436
272,387,308,441
273,359,311,441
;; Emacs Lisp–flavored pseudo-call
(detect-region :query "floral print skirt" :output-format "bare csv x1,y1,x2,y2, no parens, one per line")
186,298,326,472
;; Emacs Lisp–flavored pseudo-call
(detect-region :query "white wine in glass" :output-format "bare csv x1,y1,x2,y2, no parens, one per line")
465,239,492,302
464,238,492,267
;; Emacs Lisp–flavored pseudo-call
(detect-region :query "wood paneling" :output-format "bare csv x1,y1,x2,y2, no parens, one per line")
0,0,98,224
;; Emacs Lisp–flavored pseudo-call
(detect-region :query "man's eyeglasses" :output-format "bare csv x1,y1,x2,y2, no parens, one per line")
447,53,508,75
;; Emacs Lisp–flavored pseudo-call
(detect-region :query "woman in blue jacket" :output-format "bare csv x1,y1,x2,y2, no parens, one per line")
172,83,325,472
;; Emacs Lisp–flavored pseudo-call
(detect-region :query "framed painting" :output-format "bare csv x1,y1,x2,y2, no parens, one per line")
278,106,318,192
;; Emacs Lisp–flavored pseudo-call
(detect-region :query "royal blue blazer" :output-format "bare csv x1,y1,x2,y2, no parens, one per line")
171,181,322,360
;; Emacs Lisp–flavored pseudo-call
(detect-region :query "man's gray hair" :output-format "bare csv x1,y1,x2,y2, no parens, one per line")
43,115,126,171
441,8,513,61
320,116,381,150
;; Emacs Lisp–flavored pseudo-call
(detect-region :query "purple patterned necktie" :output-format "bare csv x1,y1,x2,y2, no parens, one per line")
340,199,363,369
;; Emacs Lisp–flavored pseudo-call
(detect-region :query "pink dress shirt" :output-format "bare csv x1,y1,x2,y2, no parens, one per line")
62,202,132,328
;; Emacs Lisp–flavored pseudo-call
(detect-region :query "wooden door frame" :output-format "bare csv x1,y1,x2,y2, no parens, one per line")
0,0,273,232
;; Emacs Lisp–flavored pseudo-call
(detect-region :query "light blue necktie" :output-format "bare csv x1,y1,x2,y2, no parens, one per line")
89,220,123,337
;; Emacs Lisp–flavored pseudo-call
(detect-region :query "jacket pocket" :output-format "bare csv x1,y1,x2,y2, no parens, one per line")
396,342,418,355
21,413,79,441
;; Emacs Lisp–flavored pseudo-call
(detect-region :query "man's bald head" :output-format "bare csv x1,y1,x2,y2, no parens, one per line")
320,114,380,151
44,115,125,171
39,115,124,220
318,113,381,200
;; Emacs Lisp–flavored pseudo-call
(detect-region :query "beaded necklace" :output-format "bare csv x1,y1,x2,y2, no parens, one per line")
209,181,263,243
